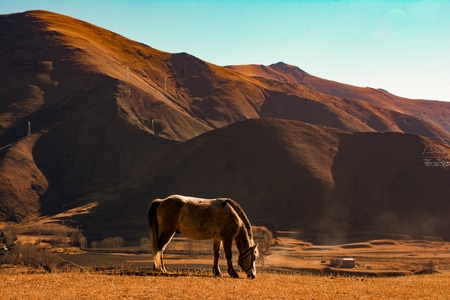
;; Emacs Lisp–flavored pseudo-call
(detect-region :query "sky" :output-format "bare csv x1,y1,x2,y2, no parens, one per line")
1,0,449,101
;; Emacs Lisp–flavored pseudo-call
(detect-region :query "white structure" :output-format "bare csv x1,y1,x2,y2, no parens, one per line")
341,258,356,268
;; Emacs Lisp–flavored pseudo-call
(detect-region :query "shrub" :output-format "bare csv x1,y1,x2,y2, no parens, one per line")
415,260,437,274
79,236,88,249
92,236,125,249
8,242,62,271
0,249,15,264
252,226,275,253
1,223,18,247
69,229,84,246
139,237,150,251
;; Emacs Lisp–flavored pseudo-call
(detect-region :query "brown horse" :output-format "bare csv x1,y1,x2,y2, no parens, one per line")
148,195,258,279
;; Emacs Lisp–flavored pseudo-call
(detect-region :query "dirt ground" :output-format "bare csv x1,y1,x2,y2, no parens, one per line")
55,234,450,277
3,220,449,276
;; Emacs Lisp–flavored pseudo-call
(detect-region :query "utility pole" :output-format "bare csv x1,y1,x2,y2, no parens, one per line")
125,67,131,96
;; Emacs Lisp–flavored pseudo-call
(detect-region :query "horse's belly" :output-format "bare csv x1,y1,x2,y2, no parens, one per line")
180,230,214,240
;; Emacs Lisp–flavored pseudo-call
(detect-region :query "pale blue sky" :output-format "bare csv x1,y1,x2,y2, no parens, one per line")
1,0,449,101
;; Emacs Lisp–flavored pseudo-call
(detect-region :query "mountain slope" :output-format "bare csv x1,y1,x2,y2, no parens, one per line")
77,118,450,242
2,11,449,144
0,10,449,243
228,62,450,141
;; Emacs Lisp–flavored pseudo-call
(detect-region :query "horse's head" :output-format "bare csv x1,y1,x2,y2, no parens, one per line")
238,244,258,279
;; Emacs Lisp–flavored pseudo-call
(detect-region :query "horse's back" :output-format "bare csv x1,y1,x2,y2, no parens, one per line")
158,195,226,210
155,195,241,240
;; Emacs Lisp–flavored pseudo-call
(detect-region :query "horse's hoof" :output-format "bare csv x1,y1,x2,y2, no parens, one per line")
229,270,239,278
154,267,168,275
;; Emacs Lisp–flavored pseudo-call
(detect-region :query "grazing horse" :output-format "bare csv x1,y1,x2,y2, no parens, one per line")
148,195,258,279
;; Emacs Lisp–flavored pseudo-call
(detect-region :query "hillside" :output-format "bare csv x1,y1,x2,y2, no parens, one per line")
0,10,449,243
95,118,450,243
228,63,450,142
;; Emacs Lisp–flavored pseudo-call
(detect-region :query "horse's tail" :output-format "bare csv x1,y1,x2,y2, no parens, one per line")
225,199,254,241
148,199,162,270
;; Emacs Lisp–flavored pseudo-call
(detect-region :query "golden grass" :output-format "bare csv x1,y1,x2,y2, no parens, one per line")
1,271,449,300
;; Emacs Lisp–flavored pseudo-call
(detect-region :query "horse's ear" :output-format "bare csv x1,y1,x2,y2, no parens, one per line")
253,244,259,257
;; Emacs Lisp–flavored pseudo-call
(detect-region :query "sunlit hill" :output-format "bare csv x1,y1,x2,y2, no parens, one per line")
1,10,450,244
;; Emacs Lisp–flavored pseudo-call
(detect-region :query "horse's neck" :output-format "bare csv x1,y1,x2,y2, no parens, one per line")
235,227,253,254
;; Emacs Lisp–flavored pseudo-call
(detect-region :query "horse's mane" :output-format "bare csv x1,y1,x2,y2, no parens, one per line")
224,199,254,240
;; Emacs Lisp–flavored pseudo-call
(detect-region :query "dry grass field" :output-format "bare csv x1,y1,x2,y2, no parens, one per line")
2,222,450,299
1,268,450,300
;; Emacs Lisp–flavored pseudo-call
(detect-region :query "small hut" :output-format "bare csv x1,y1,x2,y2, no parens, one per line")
330,259,341,267
341,258,356,268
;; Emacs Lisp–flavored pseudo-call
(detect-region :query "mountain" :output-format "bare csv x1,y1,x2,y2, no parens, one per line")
227,63,450,143
1,10,449,243
137,119,450,243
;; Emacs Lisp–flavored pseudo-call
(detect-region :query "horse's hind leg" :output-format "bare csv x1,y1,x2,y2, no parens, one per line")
223,238,239,278
157,230,175,273
212,239,222,277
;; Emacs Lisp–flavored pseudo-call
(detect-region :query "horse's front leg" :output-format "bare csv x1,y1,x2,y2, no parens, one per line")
223,239,239,278
212,239,222,277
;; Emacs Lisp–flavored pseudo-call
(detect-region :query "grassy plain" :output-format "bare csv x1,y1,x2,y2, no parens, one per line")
2,222,450,299
2,269,450,300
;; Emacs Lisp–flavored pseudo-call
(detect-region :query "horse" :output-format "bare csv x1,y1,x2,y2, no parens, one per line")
148,194,258,279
